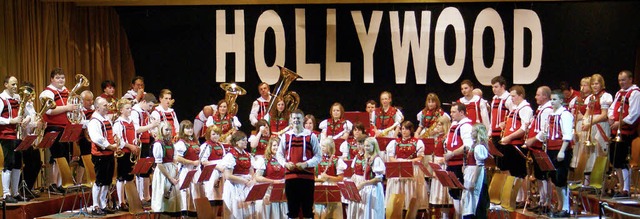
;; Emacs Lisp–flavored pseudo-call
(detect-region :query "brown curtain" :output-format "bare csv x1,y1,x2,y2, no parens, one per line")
0,0,135,104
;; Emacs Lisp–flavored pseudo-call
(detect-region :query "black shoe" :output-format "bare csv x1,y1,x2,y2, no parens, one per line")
526,205,541,212
515,202,525,209
92,207,106,216
613,191,630,198
13,194,30,202
3,196,18,203
553,210,570,217
102,207,116,214
48,184,62,193
22,191,38,199
118,203,129,212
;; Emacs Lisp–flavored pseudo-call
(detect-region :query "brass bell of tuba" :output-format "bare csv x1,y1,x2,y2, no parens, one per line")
33,97,57,146
67,74,89,124
220,83,246,116
16,86,34,139
267,66,302,114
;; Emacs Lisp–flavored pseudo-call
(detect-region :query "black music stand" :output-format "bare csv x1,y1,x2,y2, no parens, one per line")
15,136,38,202
197,164,216,183
36,131,60,197
244,183,270,202
385,161,414,178
531,150,555,217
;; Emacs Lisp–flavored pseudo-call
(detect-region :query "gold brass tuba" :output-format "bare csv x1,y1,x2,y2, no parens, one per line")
16,86,34,139
267,66,302,114
220,83,246,116
33,97,57,146
67,74,89,124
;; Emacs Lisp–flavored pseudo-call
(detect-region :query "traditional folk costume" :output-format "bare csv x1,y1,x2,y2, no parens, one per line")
346,152,366,218
360,154,386,219
583,90,612,175
151,106,179,137
0,90,24,201
461,144,489,217
87,112,117,213
221,147,255,219
370,106,403,138
385,137,427,210
458,95,490,129
194,104,217,140
254,156,287,219
568,94,588,169
39,84,72,188
607,84,640,195
113,116,140,209
313,154,347,219
445,117,473,214
264,112,288,134
151,139,181,214
489,92,513,170
249,96,270,127
198,139,226,202
175,138,201,213
131,104,153,201
318,118,353,140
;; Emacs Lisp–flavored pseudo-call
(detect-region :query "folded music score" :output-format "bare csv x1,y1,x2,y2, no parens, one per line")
197,164,216,183
314,185,341,203
429,162,464,189
179,170,197,190
269,183,286,202
244,183,270,202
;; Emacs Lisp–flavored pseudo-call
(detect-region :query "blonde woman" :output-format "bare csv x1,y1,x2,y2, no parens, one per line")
582,74,612,185
198,125,226,217
314,137,347,219
429,116,453,218
461,124,489,218
358,137,385,219
254,137,287,219
151,121,181,216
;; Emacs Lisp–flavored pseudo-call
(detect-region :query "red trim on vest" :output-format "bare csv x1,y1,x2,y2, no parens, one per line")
0,97,19,139
446,121,471,166
230,148,251,175
156,141,175,163
283,134,315,180
326,119,346,137
257,100,269,122
490,98,510,136
43,87,69,126
612,88,640,135
374,107,397,130
316,155,338,176
91,119,115,156
527,106,553,150
364,155,380,180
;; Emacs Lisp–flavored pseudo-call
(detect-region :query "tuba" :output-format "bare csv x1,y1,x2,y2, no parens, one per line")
16,86,34,139
220,83,246,116
33,97,57,146
266,66,302,114
67,74,89,124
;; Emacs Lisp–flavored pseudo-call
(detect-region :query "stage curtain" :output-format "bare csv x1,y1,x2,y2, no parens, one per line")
0,0,135,102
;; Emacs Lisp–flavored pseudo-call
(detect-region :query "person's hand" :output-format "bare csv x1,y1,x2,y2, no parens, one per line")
557,151,565,162
245,178,256,187
320,173,330,181
498,121,505,129
611,121,620,131
444,152,453,161
263,195,271,205
128,145,139,154
192,160,201,166
170,178,179,185
499,136,510,145
285,162,295,170
295,162,308,170
356,182,364,191
10,116,22,125
524,138,533,148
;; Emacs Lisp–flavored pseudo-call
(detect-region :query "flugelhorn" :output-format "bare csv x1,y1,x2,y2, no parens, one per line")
267,66,302,114
113,135,124,158
583,95,596,147
612,95,625,143
220,83,246,116
67,74,89,124
33,97,57,146
16,86,34,139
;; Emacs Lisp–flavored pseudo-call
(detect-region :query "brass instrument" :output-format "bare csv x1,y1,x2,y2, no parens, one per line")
33,97,57,146
379,123,398,137
114,134,124,158
583,95,596,147
66,74,89,124
16,86,34,139
220,83,246,116
499,112,510,141
266,66,302,114
612,95,625,143
130,137,141,163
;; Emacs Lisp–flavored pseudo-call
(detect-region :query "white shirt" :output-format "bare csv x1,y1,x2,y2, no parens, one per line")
249,96,270,126
458,95,491,129
205,114,241,129
151,105,179,134
369,107,404,129
276,129,322,168
608,85,640,125
318,119,353,140
531,101,553,142
87,112,111,150
490,91,514,130
448,117,474,149
511,100,533,132
112,116,140,149
39,84,68,115
537,106,574,142
0,90,21,124
386,138,425,160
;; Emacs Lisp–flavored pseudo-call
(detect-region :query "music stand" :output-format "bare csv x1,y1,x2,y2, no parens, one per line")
344,111,370,131
130,157,154,175
531,150,555,216
15,136,38,201
433,170,463,189
414,161,433,178
36,131,60,197
313,185,341,204
59,124,83,143
197,164,216,183
428,162,443,171
385,161,414,178
376,137,394,152
343,181,362,202
179,170,197,190
269,183,287,202
244,183,270,202
422,138,435,155
343,159,353,178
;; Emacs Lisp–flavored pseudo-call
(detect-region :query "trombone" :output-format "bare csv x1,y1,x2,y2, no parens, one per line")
583,95,596,147
612,96,625,143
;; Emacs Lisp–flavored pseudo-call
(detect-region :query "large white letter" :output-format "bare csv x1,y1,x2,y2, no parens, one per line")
389,11,431,84
326,9,351,81
216,10,245,82
351,10,382,83
472,8,505,86
254,10,286,84
295,8,320,81
434,7,465,84
513,9,543,84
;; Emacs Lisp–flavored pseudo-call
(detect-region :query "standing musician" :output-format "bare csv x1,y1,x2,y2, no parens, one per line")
443,102,473,216
358,137,386,219
174,120,200,215
151,89,179,137
221,131,255,218
150,121,181,215
122,76,145,103
560,81,581,107
414,93,448,138
386,121,427,211
0,76,29,203
113,98,158,211
458,79,490,129
88,97,118,216
276,109,322,219
581,74,612,185
489,76,514,170
249,82,271,127
131,93,157,203
205,100,241,143
569,77,591,175
429,116,453,218
249,119,271,160
339,122,367,161
264,97,289,135
607,70,640,198
254,137,288,218
345,130,366,218
198,125,227,217
75,90,95,184
18,82,40,199
523,86,554,211
313,138,347,219
537,90,574,217
371,91,404,138
319,102,353,141
38,68,78,193
193,103,217,141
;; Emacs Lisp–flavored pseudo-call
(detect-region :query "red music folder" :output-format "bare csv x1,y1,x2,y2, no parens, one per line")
337,183,351,201
532,150,556,172
269,183,287,202
37,132,60,149
313,185,341,203
179,170,197,190
433,170,463,189
334,138,345,157
344,111,370,131
414,161,433,178
59,124,83,143
428,162,443,171
422,138,435,155
15,135,37,151
343,181,362,202
376,137,394,151
487,140,504,157
447,171,464,189
343,159,353,178
130,157,154,175
385,161,413,178
245,183,270,202
197,164,217,183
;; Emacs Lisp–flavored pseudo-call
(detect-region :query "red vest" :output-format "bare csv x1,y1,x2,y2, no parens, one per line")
43,87,69,126
283,134,315,180
155,109,177,136
91,119,115,156
0,97,19,139
252,135,270,156
326,119,346,137
134,109,151,143
504,104,530,145
156,141,174,163
269,113,289,133
466,147,477,166
446,120,471,166
527,106,552,150
459,98,482,124
394,138,418,159
612,88,640,135
547,111,571,150
364,155,380,180
352,154,365,176
490,97,510,136
212,114,233,134
230,148,251,175
205,141,225,161
345,138,361,160
374,107,397,129
264,157,285,180
316,155,338,176
434,135,445,157
571,96,588,116
420,108,444,130
588,90,607,115
256,100,269,122
180,139,200,161
117,120,136,153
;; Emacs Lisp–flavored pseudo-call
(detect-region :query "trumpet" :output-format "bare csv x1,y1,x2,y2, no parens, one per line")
612,96,625,143
583,95,596,147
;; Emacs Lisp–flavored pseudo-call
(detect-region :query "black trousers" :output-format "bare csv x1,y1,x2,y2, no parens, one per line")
447,165,463,200
499,143,528,178
116,152,134,182
23,147,42,189
285,178,314,218
46,126,72,164
92,155,115,186
77,134,92,167
138,142,152,177
610,134,635,169
0,139,22,170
